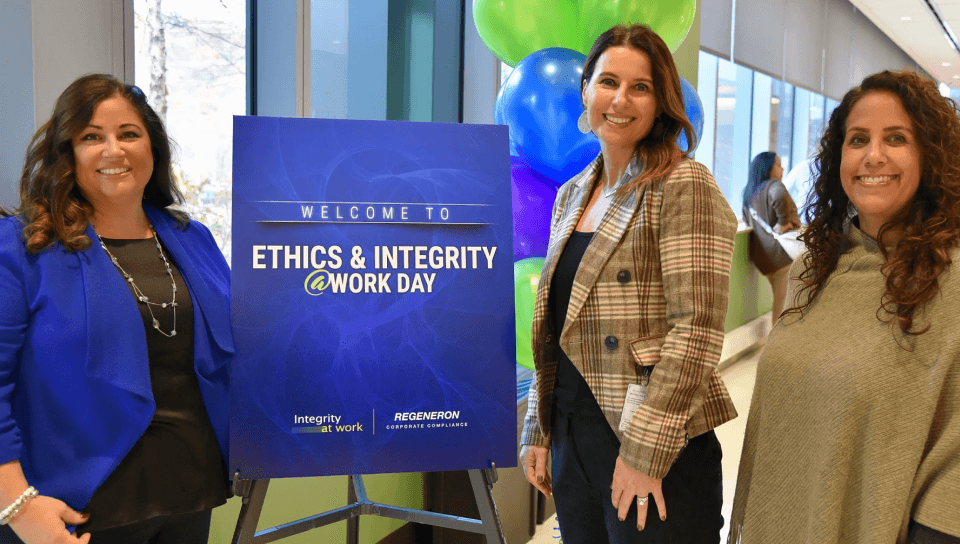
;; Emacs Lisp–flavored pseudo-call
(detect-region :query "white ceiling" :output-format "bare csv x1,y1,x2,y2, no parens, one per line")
851,0,960,86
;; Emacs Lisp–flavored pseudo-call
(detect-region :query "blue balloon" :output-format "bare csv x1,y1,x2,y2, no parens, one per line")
678,75,705,153
495,48,600,184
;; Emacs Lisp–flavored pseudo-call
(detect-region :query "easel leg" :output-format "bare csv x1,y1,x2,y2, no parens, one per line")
347,475,359,544
232,479,270,544
468,469,507,544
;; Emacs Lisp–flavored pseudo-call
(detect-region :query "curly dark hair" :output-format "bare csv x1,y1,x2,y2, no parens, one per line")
794,70,960,335
0,73,187,253
581,24,696,192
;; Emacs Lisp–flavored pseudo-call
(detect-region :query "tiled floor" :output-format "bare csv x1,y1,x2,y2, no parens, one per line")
525,346,763,544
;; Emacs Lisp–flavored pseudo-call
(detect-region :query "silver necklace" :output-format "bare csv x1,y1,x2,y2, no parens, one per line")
97,228,178,337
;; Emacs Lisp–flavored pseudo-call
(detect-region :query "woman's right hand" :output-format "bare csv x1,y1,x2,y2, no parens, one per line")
7,495,90,544
519,445,552,497
773,221,798,234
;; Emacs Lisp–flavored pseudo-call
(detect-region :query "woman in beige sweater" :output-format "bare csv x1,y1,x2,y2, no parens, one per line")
729,70,960,543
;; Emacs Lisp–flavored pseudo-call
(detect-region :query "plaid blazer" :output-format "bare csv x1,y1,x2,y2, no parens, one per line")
520,157,739,479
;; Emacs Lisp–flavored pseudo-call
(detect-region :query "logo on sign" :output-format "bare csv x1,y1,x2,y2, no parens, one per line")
304,269,332,295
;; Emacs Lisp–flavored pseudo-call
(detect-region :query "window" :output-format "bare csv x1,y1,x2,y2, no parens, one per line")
310,0,461,122
696,50,718,173
712,57,754,213
134,0,246,264
773,79,794,174
695,50,848,217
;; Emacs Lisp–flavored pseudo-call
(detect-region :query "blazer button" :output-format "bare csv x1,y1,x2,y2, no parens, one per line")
545,334,553,344
605,335,618,350
617,269,631,283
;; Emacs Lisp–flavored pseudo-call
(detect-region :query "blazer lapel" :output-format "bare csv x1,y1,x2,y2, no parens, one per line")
537,162,597,314
147,206,234,376
562,181,641,336
80,223,154,400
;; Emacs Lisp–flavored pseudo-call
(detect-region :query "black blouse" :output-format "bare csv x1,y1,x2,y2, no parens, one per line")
547,231,605,418
80,237,228,531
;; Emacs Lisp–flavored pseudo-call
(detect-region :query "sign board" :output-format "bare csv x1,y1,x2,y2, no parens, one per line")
230,116,516,479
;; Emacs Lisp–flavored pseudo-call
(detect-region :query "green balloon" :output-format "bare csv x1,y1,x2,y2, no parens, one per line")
514,257,545,370
579,0,697,54
473,0,696,67
473,0,583,67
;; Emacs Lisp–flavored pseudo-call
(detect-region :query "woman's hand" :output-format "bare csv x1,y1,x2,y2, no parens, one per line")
7,495,90,544
774,220,801,234
610,455,665,530
519,445,552,497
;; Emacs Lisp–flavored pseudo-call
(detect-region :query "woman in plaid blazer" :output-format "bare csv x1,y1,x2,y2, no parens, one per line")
519,25,738,543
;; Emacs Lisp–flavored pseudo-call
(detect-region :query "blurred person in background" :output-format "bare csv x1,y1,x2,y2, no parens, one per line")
742,151,801,322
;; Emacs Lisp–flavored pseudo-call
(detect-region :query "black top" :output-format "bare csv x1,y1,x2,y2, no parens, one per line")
547,231,605,418
80,237,228,531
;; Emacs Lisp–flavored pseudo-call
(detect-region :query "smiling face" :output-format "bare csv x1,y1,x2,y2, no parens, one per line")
840,90,921,240
72,94,154,214
581,46,660,157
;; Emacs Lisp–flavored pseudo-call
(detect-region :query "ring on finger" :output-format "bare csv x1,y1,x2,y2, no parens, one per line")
637,497,648,506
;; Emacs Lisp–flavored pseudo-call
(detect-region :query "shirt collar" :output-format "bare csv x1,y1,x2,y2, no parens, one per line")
577,154,644,190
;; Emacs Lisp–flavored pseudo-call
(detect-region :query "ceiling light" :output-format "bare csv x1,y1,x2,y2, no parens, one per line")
954,75,960,79
901,16,911,21
945,62,953,67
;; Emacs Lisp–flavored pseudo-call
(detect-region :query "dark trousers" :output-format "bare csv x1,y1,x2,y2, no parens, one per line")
550,404,724,544
908,521,960,544
0,509,212,544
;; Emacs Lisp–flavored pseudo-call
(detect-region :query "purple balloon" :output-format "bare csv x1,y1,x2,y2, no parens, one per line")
512,158,559,259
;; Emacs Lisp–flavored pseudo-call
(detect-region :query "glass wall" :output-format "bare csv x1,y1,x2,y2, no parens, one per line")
710,57,754,212
310,0,350,119
135,0,471,266
310,0,461,123
134,0,246,263
696,50,840,218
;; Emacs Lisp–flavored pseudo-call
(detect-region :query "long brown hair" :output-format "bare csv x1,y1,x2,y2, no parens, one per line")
580,24,695,190
1,73,187,253
794,70,960,335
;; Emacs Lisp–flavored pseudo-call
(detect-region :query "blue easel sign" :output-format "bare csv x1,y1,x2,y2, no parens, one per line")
230,116,515,479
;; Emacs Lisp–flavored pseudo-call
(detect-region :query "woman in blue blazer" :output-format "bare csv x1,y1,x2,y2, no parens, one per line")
0,74,232,543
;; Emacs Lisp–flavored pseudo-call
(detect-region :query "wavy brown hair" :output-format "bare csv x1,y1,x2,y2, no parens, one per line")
0,73,187,253
580,24,695,192
793,70,960,335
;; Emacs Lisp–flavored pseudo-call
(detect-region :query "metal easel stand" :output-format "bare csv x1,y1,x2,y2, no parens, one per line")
230,464,507,544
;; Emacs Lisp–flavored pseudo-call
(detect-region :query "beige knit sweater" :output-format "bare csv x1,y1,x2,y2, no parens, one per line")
729,226,960,543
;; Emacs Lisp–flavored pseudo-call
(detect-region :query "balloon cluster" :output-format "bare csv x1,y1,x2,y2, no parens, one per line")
478,0,702,370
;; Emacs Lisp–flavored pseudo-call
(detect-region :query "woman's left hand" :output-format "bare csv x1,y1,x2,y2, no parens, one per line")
610,455,665,529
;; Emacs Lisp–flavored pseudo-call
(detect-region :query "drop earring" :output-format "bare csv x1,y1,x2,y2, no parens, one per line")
578,110,591,134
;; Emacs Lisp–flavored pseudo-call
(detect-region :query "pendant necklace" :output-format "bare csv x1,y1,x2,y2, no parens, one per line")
97,227,178,337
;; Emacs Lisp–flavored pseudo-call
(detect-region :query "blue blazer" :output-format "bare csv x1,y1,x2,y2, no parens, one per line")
0,205,233,510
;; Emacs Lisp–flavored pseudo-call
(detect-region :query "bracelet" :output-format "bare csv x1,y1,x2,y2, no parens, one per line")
0,486,37,525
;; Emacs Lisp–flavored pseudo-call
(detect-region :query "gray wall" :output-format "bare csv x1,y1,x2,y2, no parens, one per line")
0,1,34,209
704,0,921,101
0,0,126,210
